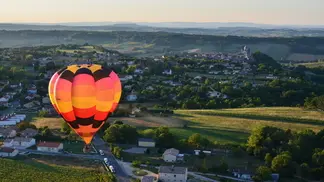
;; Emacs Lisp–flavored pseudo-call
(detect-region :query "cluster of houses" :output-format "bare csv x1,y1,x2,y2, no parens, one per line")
0,126,64,157
0,114,26,126
0,82,22,107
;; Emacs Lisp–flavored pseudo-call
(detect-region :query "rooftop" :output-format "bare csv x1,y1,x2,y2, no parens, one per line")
37,141,62,148
163,148,179,156
138,138,155,143
141,176,154,182
0,147,15,153
159,166,187,174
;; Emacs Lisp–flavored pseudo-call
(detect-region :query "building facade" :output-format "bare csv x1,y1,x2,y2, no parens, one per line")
158,166,187,182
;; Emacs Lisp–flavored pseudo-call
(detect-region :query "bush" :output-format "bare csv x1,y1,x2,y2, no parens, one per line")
131,160,141,168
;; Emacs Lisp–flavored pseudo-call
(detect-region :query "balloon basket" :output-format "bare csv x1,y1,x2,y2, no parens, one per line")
83,144,91,153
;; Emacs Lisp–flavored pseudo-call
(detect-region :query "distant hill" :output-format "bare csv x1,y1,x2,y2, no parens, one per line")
1,30,324,61
2,23,324,37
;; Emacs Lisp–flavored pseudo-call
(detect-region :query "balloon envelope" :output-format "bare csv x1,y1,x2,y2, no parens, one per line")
48,64,122,144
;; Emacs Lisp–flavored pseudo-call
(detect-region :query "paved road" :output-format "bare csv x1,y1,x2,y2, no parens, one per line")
188,172,219,182
92,135,130,182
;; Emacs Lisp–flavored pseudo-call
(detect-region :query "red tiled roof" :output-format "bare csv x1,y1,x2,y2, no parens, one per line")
37,141,62,148
0,147,15,153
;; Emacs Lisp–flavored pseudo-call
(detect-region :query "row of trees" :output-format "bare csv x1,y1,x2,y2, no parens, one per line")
247,126,324,180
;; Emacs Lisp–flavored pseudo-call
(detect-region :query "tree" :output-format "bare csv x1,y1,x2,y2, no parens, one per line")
298,163,310,178
131,160,141,168
271,151,294,177
112,146,122,159
103,124,138,144
17,121,37,131
312,149,324,167
38,110,48,117
265,153,273,166
188,133,210,149
61,121,71,134
154,126,176,148
253,166,272,182
113,120,124,125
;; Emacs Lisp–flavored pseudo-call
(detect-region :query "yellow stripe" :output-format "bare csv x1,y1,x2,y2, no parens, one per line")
56,101,73,113
96,101,113,112
66,65,79,73
89,64,102,73
71,97,96,108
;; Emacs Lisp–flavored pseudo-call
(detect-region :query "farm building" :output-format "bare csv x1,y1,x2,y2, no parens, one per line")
0,147,19,157
138,138,155,148
37,141,63,153
3,137,36,149
138,138,155,147
162,148,179,163
158,166,187,182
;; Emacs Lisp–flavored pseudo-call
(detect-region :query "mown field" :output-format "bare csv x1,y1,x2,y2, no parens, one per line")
31,107,324,145
172,107,324,144
0,155,112,182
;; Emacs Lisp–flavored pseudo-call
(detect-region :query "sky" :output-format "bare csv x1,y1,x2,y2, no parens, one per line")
0,0,323,25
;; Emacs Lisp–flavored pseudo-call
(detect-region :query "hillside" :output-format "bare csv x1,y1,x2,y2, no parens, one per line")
1,30,324,60
0,157,115,182
173,107,324,144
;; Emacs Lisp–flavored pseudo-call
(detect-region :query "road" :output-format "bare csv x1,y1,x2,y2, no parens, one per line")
92,135,130,182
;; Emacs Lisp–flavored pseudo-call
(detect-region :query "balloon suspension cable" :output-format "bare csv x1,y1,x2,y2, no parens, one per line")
83,143,91,153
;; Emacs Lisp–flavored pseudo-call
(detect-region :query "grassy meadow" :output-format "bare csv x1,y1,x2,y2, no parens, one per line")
173,107,324,144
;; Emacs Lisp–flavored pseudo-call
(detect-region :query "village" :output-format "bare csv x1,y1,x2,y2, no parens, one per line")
0,44,299,182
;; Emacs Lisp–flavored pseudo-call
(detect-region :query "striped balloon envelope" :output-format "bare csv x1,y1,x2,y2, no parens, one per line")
48,64,122,144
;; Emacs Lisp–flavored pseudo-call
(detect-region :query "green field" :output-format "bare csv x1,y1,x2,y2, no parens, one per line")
173,107,324,144
0,157,113,182
297,61,324,68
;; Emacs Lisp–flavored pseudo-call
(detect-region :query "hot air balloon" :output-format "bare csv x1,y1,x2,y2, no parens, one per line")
48,64,122,151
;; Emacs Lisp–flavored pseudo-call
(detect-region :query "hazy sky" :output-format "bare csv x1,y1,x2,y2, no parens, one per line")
0,0,323,25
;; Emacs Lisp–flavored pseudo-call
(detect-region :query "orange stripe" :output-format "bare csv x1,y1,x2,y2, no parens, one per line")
73,74,94,85
96,90,114,101
73,106,96,118
71,85,96,97
55,91,71,101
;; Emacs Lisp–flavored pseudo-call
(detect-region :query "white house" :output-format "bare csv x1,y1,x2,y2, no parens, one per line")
37,141,63,153
208,91,228,99
158,166,187,182
0,147,19,157
163,148,179,163
162,69,172,75
0,97,9,107
134,69,144,74
120,75,133,82
138,138,155,148
4,137,36,149
127,94,138,102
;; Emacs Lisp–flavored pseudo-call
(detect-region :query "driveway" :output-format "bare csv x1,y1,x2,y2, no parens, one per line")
117,161,158,179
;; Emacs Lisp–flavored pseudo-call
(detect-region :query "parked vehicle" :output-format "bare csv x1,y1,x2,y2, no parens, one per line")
109,165,115,173
99,150,104,156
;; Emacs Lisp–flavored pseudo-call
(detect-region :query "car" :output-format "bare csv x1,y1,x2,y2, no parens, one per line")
109,165,115,173
99,150,104,156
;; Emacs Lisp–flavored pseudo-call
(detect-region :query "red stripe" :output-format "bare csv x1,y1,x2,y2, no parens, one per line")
73,106,96,118
61,111,76,122
94,110,109,121
73,74,95,86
